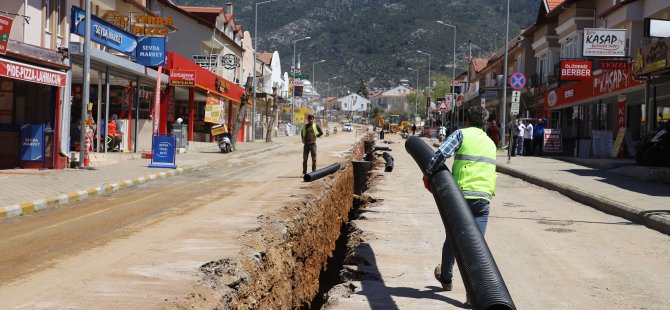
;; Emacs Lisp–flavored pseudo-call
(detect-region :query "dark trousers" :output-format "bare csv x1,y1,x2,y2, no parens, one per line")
303,143,317,174
532,138,543,156
523,138,532,156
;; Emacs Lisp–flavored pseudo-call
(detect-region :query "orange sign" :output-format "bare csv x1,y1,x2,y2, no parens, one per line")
101,11,173,37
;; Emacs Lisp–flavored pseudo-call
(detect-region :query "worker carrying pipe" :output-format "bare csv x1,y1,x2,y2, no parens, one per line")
418,105,512,309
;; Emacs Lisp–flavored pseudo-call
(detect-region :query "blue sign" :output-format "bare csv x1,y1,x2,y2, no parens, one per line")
19,124,45,162
509,72,526,90
70,6,137,57
136,36,166,66
148,134,177,169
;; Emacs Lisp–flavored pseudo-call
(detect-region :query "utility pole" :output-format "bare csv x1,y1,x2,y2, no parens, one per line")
80,0,91,168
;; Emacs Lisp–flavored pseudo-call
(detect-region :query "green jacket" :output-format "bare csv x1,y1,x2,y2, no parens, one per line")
452,127,497,201
301,123,322,144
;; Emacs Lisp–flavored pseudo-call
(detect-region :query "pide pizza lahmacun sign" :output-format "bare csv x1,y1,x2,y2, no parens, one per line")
583,28,627,57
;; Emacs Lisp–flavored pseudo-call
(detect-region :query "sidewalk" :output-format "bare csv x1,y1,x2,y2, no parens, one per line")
496,152,670,235
0,138,286,219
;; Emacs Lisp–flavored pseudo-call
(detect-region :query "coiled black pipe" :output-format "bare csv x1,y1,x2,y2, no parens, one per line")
382,151,394,172
405,136,515,310
303,163,341,182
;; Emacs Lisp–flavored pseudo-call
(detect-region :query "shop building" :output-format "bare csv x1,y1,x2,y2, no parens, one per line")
165,51,244,143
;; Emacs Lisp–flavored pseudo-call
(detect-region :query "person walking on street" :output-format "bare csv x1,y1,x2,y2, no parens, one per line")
412,123,417,136
301,114,323,175
516,119,525,156
486,120,500,147
511,119,521,156
523,120,533,156
533,118,546,156
422,106,497,306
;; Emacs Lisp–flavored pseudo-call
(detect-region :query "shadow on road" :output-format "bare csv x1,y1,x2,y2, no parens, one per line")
352,242,468,309
562,169,670,197
489,215,639,226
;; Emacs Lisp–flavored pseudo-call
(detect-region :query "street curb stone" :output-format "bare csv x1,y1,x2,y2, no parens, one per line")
0,144,281,219
497,165,670,235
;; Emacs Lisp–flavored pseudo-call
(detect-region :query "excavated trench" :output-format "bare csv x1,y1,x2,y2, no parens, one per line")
170,134,385,309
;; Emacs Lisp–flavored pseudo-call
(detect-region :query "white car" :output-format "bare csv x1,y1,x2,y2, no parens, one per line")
343,123,353,132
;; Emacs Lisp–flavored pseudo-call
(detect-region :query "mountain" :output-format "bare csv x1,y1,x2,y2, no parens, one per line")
172,0,539,94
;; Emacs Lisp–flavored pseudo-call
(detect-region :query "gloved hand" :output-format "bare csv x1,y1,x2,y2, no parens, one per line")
422,175,431,193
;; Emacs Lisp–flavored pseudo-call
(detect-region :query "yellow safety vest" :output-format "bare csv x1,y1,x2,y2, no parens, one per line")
301,123,319,143
452,127,497,201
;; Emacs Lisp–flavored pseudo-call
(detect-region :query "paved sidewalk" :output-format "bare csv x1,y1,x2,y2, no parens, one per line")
0,138,287,218
496,152,670,235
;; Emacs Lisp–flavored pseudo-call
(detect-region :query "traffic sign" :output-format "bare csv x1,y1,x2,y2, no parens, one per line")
511,90,520,103
509,72,526,90
437,99,448,112
510,90,520,115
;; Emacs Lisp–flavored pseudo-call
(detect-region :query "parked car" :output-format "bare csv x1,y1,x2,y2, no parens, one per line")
343,123,353,132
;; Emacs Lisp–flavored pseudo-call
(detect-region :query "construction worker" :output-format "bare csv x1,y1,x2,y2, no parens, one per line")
301,114,323,175
422,106,497,306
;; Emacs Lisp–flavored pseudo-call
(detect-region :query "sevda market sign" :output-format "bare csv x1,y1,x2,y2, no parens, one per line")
136,36,166,66
70,6,137,56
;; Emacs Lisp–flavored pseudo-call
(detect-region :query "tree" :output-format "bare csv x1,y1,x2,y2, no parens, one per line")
265,85,279,143
231,76,254,150
356,79,369,99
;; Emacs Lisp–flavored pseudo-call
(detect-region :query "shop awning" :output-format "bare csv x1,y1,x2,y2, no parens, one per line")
0,56,67,87
165,51,244,103
70,46,168,86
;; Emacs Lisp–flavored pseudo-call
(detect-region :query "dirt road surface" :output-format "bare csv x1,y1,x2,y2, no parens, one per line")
326,136,670,309
0,130,360,309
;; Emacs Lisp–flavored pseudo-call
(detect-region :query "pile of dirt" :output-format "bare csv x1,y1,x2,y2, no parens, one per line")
169,141,370,309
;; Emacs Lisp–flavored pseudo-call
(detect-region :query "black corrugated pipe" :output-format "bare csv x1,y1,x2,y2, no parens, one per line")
374,146,392,152
382,152,394,172
405,136,515,310
352,160,373,195
303,163,341,182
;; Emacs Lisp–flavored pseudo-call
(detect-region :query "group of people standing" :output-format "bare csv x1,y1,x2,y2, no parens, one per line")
511,118,546,156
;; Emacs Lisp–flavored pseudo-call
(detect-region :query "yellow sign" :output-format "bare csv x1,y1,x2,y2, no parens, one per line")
102,11,173,37
211,124,228,136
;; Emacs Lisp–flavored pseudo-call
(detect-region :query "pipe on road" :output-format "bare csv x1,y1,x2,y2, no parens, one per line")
382,152,394,172
352,160,373,195
374,146,392,152
405,136,515,310
303,163,341,182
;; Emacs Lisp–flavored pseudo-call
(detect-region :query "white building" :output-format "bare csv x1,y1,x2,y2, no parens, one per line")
337,93,370,112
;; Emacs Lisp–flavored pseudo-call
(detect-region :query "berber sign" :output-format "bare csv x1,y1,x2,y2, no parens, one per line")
560,60,592,80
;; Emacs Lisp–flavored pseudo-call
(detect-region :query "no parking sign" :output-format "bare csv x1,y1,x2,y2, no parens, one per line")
509,72,526,90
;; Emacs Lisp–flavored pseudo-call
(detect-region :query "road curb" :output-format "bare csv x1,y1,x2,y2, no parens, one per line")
497,165,670,235
0,144,282,219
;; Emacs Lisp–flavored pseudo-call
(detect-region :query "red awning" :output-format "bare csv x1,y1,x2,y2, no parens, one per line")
165,51,243,103
0,56,67,87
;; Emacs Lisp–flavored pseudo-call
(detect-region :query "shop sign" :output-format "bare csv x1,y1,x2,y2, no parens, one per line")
634,37,669,75
543,129,562,153
169,69,196,87
560,60,592,81
583,28,626,57
0,15,13,55
148,135,177,169
0,58,66,87
102,11,174,37
19,124,45,162
598,59,629,70
215,77,231,93
482,90,497,100
616,94,626,131
70,6,137,57
205,94,224,124
544,61,641,109
136,36,166,66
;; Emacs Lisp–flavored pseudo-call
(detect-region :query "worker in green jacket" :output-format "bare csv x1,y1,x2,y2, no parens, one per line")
422,106,497,306
301,114,323,175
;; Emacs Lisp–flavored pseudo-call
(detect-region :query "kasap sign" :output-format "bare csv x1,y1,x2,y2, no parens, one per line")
583,28,626,57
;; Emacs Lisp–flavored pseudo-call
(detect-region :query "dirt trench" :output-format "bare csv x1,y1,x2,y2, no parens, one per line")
169,137,373,309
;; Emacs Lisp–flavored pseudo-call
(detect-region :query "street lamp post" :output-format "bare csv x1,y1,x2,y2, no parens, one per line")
312,59,325,94
417,50,431,125
291,36,311,128
326,75,339,122
502,0,510,161
437,21,457,131
252,0,277,142
406,67,419,117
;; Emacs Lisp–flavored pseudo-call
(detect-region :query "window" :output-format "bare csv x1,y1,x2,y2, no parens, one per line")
56,0,62,36
44,0,51,32
560,34,582,59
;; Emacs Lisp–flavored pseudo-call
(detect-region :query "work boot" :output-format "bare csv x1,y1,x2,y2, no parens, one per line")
434,264,452,291
464,294,472,308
